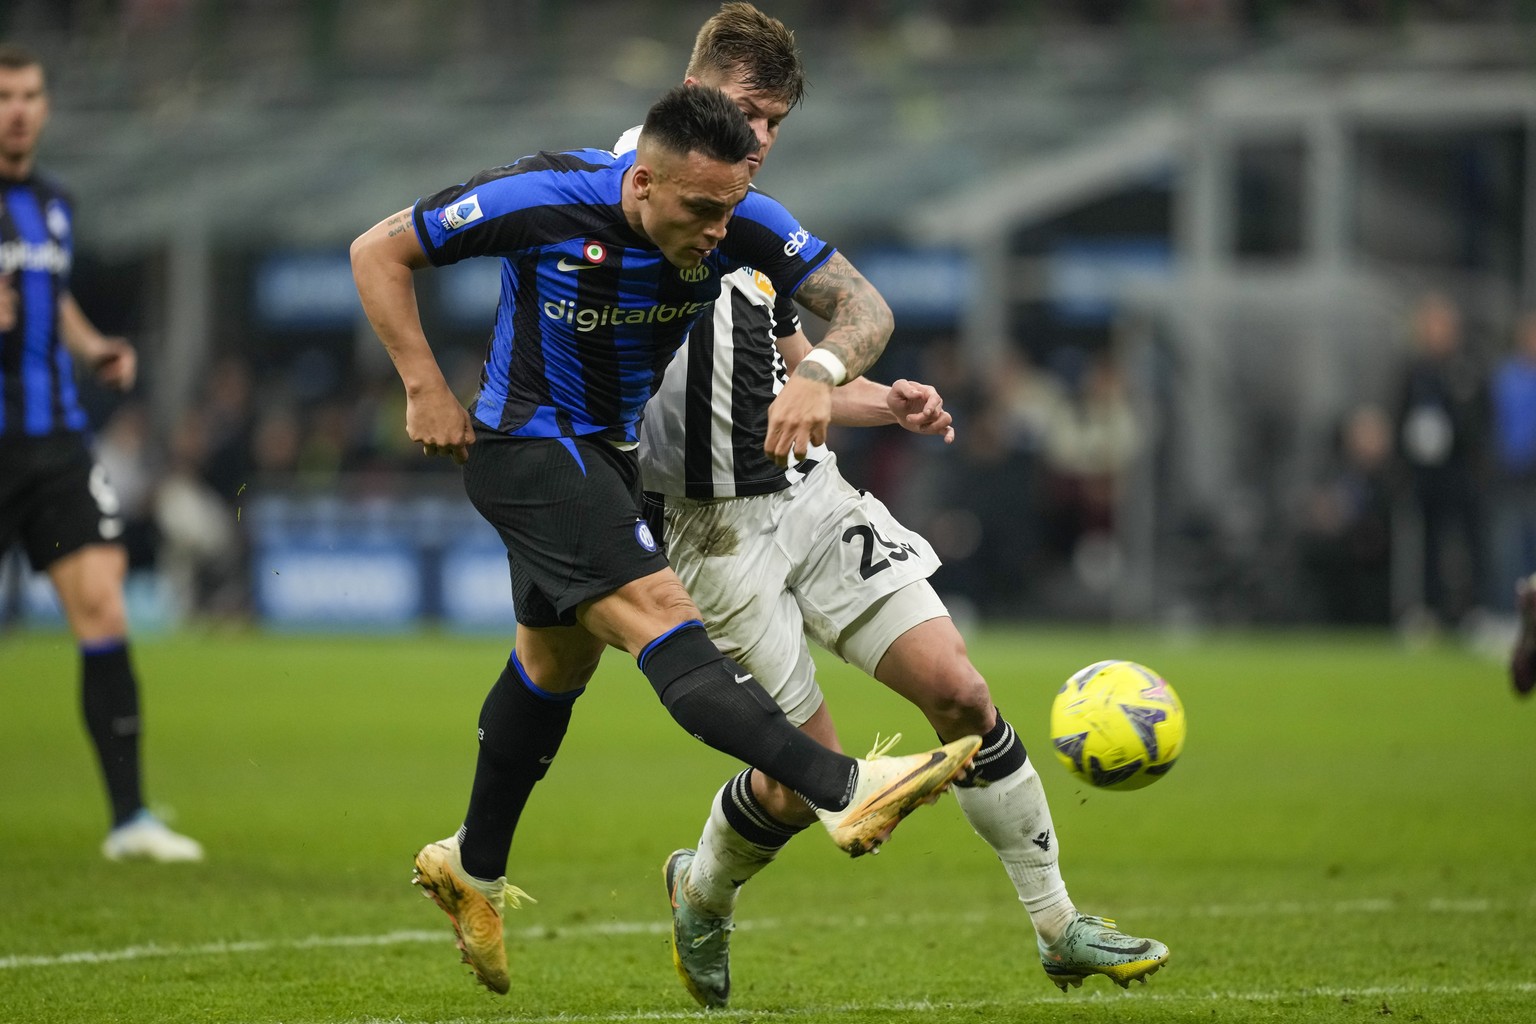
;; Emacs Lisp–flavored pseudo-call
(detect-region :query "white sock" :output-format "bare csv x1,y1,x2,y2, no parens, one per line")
683,774,799,918
953,756,1077,944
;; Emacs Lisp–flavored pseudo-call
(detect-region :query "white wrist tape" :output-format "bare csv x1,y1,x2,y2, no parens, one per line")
799,347,848,386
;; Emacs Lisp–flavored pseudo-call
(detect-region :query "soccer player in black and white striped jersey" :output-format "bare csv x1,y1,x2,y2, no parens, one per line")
636,5,1169,1008
0,45,201,863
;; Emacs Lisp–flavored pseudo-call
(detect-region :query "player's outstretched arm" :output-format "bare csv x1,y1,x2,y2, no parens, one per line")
777,332,954,441
59,291,136,391
351,207,473,464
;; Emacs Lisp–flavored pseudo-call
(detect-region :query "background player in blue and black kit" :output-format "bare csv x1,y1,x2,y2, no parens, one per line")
350,84,980,995
0,44,201,863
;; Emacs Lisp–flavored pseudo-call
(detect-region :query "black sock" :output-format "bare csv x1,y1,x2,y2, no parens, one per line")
639,622,856,810
81,639,143,827
459,652,580,880
719,768,805,850
951,709,1028,787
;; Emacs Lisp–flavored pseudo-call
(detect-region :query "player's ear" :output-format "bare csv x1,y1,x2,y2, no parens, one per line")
632,163,653,201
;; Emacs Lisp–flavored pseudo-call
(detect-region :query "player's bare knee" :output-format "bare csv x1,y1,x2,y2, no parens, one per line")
65,589,127,638
551,659,600,691
592,572,702,653
648,573,699,621
920,665,995,739
516,645,601,692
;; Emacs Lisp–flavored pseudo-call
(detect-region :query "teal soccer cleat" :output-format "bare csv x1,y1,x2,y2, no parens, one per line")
663,849,733,1008
1040,913,1169,990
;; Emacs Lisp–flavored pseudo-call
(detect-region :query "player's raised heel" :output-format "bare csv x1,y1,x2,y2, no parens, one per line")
412,834,534,995
663,848,733,1008
1039,913,1169,991
816,734,981,857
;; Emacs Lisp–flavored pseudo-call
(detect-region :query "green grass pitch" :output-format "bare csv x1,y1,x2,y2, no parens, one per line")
1,627,1533,1023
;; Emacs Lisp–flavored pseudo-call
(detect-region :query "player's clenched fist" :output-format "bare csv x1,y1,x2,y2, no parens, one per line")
90,337,137,391
405,381,474,465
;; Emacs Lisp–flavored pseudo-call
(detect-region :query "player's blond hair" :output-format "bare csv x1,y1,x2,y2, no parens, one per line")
686,2,805,109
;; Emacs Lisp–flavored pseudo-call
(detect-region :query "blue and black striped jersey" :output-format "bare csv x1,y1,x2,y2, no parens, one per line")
412,148,833,443
0,173,83,440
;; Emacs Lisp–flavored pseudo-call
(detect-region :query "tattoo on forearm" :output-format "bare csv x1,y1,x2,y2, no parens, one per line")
793,253,894,379
796,361,833,384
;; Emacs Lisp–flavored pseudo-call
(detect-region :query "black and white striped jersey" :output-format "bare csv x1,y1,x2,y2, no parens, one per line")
638,265,826,498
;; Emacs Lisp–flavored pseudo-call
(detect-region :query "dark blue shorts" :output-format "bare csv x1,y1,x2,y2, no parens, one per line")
462,426,670,627
0,433,123,571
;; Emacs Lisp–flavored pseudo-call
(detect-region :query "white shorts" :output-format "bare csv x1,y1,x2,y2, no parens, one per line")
660,452,948,725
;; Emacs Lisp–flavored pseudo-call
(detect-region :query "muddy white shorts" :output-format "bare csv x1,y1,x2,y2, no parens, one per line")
659,452,948,724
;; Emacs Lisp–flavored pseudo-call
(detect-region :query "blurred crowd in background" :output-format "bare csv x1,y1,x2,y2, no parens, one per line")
52,282,1535,637
3,0,1535,636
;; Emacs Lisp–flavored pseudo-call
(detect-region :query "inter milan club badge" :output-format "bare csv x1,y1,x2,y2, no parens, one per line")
634,519,658,553
45,200,70,238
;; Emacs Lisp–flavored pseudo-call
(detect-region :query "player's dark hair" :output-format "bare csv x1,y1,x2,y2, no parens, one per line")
641,84,759,165
687,2,806,109
0,43,43,72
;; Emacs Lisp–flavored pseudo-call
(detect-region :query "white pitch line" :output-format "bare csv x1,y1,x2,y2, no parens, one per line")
2,894,1531,972
0,923,670,970
337,983,1536,1024
0,930,449,970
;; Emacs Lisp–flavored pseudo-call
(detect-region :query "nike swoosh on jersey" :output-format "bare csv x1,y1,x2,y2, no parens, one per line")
556,257,598,272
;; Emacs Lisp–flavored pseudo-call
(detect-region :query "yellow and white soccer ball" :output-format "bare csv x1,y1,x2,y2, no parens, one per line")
1050,660,1185,791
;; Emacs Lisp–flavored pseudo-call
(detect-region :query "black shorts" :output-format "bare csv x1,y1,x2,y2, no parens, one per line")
0,433,124,571
462,427,670,628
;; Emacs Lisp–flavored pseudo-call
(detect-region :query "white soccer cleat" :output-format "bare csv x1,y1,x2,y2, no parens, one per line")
102,810,204,863
816,734,981,856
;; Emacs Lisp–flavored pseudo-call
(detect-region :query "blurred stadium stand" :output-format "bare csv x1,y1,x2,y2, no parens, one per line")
3,0,1534,631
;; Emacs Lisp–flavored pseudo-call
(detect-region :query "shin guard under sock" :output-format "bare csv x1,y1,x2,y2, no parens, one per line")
639,622,855,809
459,652,581,880
950,713,1075,941
81,639,143,827
685,768,805,917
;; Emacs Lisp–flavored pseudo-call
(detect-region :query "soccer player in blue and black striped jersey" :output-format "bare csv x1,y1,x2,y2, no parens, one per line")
350,84,980,995
0,45,201,863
